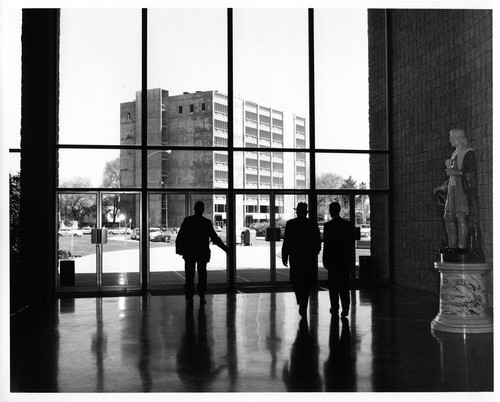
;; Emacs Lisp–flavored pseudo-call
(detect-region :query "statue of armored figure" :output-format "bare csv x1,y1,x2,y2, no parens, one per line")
433,128,484,262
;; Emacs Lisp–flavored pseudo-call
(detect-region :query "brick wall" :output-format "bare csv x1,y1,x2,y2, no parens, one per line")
368,11,390,281
368,9,493,298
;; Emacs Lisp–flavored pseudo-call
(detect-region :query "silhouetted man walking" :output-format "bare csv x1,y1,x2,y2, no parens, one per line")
282,202,322,318
322,202,355,317
176,201,229,306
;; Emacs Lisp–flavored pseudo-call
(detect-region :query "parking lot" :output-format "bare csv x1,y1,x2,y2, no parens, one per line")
58,234,370,275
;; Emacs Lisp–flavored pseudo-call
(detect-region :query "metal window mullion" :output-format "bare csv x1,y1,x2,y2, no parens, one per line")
308,9,319,286
270,192,276,286
141,8,148,292
227,8,236,292
97,192,103,289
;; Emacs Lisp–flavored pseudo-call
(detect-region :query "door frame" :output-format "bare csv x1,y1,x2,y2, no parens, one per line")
56,190,142,293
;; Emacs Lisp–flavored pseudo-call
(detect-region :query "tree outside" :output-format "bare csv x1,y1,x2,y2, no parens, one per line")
59,177,96,227
102,157,121,224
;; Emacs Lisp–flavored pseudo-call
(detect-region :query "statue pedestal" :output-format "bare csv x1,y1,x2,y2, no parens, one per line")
432,262,492,334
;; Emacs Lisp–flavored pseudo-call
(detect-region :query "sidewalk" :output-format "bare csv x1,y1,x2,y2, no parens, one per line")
69,244,287,274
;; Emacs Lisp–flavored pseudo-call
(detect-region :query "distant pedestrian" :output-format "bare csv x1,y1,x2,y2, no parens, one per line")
176,201,229,306
322,202,356,317
282,202,322,318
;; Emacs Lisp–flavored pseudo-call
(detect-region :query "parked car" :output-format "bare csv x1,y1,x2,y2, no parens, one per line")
148,227,161,241
107,227,132,235
58,228,83,237
82,226,92,235
356,225,371,249
149,227,171,243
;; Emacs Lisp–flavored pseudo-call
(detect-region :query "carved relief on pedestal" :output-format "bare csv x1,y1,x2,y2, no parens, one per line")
432,263,492,334
439,273,487,317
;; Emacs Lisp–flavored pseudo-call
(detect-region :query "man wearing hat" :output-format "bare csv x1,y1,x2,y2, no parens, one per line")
281,202,322,318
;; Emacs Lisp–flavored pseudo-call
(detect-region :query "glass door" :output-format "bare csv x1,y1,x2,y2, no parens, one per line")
189,193,228,288
148,192,228,292
57,191,141,291
101,192,141,289
57,192,98,290
316,193,373,281
275,194,309,285
316,194,352,282
235,193,271,286
148,192,186,290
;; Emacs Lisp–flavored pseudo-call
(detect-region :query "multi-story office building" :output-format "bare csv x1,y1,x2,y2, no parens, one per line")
120,88,308,230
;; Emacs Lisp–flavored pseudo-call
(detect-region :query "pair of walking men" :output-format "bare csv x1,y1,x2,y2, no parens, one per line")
282,202,355,318
176,200,354,317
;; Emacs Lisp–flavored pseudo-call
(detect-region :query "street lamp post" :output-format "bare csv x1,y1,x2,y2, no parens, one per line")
119,213,126,243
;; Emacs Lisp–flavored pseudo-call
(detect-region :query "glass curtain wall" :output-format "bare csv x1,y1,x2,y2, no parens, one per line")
146,10,228,292
53,7,388,292
314,9,389,282
58,9,142,290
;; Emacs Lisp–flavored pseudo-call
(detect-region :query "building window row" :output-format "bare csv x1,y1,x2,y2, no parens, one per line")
272,118,283,128
214,153,228,164
246,158,258,168
259,129,271,140
273,177,284,186
260,176,271,185
296,165,306,174
179,102,206,114
246,173,258,183
260,115,271,125
260,160,271,170
273,162,284,171
296,138,306,147
245,126,258,136
273,133,283,142
214,136,228,147
245,110,258,121
214,102,228,114
215,204,227,213
214,119,228,131
214,170,228,180
246,205,258,213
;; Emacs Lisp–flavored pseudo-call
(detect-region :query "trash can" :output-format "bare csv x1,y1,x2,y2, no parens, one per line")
359,255,371,279
60,259,75,286
241,229,256,246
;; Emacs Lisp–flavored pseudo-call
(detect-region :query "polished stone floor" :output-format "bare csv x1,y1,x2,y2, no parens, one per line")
9,287,493,394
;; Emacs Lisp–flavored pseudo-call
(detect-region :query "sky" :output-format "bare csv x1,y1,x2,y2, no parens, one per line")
7,6,372,187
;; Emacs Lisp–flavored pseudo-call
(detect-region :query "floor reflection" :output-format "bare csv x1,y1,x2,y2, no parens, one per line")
90,298,107,392
324,317,356,391
282,318,322,391
138,296,152,392
282,293,322,392
176,305,226,391
9,288,493,393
